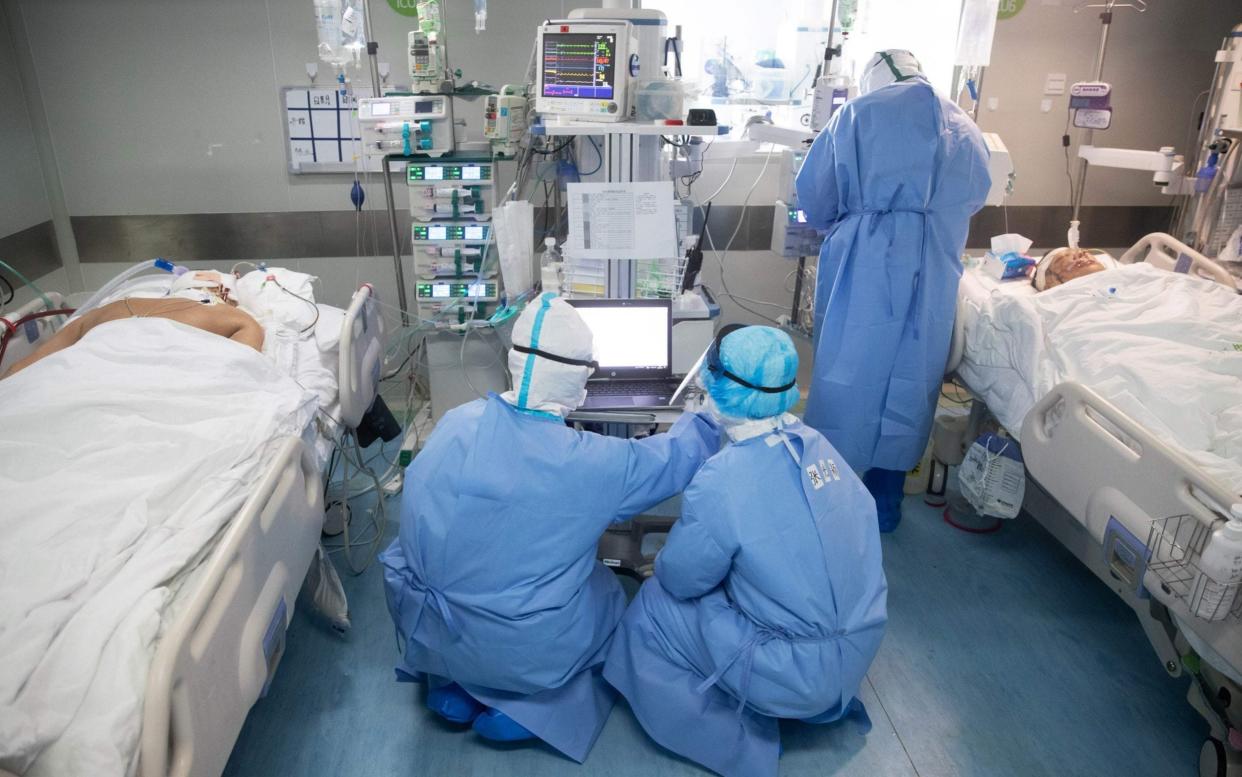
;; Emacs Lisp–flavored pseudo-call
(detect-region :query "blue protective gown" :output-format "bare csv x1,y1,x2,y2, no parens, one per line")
796,78,991,473
604,419,888,777
380,394,719,762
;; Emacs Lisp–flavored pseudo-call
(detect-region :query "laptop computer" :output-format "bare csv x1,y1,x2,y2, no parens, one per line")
568,298,685,410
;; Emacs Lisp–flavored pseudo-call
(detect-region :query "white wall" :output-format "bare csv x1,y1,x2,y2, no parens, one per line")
0,4,51,237
4,0,1238,326
978,0,1236,206
9,0,1236,221
11,0,565,217
699,0,1239,210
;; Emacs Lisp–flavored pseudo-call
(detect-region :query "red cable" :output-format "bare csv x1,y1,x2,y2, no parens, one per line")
0,307,75,367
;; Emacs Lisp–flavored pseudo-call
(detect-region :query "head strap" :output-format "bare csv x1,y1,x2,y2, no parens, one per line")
512,343,599,371
706,324,796,394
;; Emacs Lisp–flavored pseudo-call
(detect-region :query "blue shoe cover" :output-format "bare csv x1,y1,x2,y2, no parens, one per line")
877,504,902,533
426,683,484,724
472,708,536,742
842,697,873,734
801,697,872,734
864,469,905,533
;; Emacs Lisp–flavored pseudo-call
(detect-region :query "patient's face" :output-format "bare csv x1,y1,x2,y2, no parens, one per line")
1044,249,1106,290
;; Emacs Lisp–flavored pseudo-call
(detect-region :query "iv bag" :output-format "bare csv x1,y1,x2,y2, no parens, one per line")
955,0,1000,67
313,0,366,69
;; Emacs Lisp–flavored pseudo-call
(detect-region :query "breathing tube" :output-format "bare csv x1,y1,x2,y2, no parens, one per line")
0,259,57,313
72,258,185,319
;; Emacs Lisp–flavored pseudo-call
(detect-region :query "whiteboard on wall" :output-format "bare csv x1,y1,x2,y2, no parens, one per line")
282,87,381,174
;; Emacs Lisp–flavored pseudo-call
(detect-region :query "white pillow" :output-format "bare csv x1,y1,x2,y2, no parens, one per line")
237,268,319,331
314,304,345,354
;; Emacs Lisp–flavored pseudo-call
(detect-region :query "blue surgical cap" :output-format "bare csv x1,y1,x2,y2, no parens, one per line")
700,326,800,420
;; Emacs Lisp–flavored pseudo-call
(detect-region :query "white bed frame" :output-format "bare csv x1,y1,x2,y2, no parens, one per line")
4,282,386,777
138,284,385,777
947,233,1242,773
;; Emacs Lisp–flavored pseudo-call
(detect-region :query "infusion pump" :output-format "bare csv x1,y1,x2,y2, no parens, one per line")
535,20,638,122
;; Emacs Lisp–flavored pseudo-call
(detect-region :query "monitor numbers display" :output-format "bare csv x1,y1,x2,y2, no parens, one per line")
541,33,617,100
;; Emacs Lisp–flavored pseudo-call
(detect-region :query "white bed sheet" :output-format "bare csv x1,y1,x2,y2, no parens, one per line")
0,318,318,777
957,263,1242,495
98,273,345,460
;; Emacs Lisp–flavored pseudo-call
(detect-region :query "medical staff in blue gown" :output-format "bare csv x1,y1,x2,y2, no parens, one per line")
604,325,888,777
379,293,719,763
795,49,991,531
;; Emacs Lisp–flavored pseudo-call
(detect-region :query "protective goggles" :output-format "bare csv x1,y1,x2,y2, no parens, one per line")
513,343,599,372
705,324,796,394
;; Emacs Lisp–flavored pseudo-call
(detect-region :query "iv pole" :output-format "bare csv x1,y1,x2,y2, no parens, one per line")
361,0,412,325
1069,0,1147,226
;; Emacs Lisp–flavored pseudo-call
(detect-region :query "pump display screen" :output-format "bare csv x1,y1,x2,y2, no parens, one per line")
417,282,497,300
413,224,491,242
541,32,616,100
409,164,493,182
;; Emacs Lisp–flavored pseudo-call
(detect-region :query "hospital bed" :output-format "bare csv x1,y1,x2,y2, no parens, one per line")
0,274,385,777
945,233,1242,774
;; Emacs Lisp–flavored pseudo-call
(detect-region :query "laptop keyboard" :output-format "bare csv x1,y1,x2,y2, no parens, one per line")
590,380,678,397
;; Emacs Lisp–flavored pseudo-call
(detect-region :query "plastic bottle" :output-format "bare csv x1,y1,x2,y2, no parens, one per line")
539,237,562,295
1192,505,1242,622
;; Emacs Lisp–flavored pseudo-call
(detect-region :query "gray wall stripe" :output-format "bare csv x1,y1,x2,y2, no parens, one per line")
65,206,1174,264
0,220,61,281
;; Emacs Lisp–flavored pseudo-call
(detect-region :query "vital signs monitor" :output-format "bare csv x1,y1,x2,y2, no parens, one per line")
535,21,637,122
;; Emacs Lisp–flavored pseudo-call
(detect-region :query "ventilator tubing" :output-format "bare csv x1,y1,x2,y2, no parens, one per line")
73,258,184,319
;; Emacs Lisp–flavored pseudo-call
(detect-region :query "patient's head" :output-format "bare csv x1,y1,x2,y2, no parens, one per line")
171,271,238,306
1035,248,1107,291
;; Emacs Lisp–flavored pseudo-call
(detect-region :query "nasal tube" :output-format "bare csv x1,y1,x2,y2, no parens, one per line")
72,257,186,319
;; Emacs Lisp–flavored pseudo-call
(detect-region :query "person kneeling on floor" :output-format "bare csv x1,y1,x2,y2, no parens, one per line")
604,325,889,777
379,293,720,762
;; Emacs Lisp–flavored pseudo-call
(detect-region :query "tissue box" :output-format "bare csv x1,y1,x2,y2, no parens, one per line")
982,252,1036,281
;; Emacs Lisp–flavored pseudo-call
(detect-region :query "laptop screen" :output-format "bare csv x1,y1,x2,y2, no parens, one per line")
570,300,671,378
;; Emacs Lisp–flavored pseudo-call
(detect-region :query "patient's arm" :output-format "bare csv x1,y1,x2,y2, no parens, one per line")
1,315,91,379
231,315,265,352
2,300,264,379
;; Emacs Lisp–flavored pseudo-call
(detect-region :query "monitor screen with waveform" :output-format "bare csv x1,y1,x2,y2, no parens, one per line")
541,33,617,100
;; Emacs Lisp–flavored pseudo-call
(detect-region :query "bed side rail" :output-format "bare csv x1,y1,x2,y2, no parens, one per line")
338,283,386,430
1020,382,1235,546
945,290,968,375
141,436,324,777
1118,232,1236,289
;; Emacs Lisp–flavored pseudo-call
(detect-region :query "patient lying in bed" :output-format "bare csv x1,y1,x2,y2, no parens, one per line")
1032,248,1108,291
2,271,263,379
